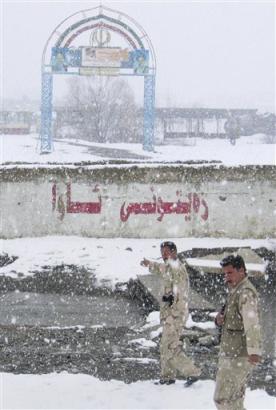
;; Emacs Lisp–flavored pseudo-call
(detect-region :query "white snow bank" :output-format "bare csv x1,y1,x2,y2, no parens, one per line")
186,315,216,330
0,237,275,286
143,311,215,332
142,311,161,329
1,133,275,165
1,372,274,409
128,338,157,348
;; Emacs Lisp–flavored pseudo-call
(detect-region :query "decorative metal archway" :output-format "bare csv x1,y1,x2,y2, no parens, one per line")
40,5,156,153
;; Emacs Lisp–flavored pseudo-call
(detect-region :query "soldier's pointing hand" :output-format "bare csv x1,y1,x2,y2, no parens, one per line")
141,258,150,267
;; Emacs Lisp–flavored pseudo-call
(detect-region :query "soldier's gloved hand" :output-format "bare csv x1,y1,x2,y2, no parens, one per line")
215,312,225,327
248,354,262,365
162,292,174,306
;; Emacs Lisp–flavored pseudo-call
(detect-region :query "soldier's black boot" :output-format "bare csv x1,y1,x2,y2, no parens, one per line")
184,376,199,387
154,379,176,385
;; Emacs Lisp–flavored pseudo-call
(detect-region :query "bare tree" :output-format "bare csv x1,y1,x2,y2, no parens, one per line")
61,76,140,143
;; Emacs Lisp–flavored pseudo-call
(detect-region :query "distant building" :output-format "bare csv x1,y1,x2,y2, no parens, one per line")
154,108,258,144
0,111,34,134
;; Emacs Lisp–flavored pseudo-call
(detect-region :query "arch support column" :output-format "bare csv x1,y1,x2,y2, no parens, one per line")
143,74,155,151
40,72,53,153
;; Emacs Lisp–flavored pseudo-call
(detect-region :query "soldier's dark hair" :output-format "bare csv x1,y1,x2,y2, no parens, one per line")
220,254,247,274
160,241,177,252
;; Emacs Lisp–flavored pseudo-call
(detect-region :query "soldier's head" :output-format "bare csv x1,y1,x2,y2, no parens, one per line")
160,241,177,262
220,254,247,288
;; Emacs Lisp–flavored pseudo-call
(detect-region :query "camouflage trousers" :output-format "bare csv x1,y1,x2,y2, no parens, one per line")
214,357,253,410
160,315,201,380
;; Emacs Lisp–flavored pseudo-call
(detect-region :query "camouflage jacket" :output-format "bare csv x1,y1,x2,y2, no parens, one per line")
149,258,189,323
220,277,262,357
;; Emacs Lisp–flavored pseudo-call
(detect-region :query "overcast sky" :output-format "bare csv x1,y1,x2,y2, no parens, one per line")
1,0,275,111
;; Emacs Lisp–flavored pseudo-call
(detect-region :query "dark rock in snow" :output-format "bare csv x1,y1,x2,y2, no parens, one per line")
0,253,18,267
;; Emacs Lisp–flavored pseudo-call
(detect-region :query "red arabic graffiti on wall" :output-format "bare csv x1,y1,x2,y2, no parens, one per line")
51,183,209,222
120,192,208,222
52,183,101,220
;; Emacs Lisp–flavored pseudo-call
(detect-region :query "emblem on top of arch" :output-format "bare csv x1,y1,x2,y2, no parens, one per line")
90,27,111,47
45,5,155,77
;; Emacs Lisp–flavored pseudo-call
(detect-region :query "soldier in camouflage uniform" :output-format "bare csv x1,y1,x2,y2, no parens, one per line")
141,241,201,385
214,255,262,410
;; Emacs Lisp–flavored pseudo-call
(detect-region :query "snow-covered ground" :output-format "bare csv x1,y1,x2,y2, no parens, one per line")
0,133,275,165
1,372,274,409
0,236,275,409
1,236,275,286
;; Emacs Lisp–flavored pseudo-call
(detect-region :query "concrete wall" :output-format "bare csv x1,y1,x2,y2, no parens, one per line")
0,165,275,239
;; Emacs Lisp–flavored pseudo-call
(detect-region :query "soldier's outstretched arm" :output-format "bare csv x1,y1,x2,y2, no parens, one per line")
140,258,165,275
148,261,166,276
